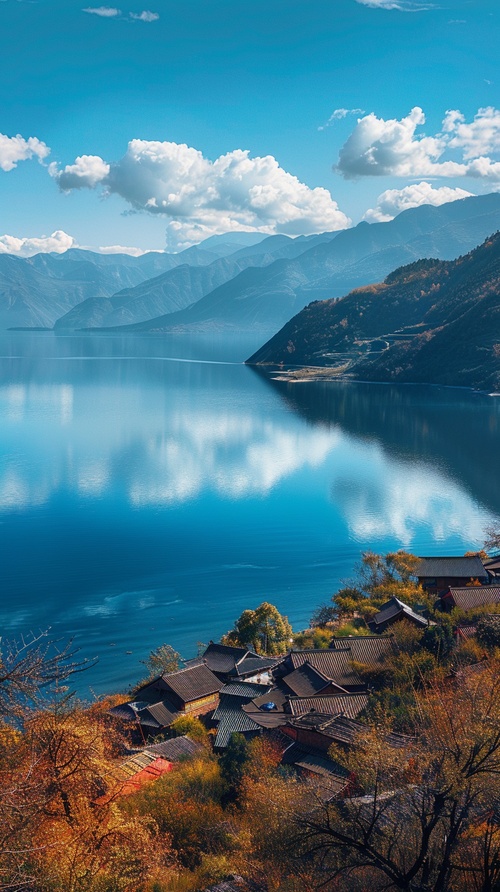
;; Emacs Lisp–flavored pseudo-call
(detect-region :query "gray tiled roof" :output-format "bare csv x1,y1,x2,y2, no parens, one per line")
289,693,369,720
161,663,223,703
416,556,487,578
219,682,272,698
137,699,180,729
371,597,429,629
286,649,364,689
281,742,349,785
447,586,500,611
232,655,281,677
143,736,203,761
202,642,254,674
282,662,332,697
241,688,291,729
330,635,396,665
213,694,262,748
288,714,412,749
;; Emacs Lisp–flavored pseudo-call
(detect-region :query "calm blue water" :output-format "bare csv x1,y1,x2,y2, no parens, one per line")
1,331,499,696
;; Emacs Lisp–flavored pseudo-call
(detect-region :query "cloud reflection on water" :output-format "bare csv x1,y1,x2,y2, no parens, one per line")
0,377,496,550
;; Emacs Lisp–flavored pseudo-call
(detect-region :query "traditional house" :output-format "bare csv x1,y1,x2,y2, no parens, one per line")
187,642,281,684
415,556,489,594
211,681,272,749
109,662,223,739
329,635,397,666
484,556,500,582
274,649,366,692
369,597,430,633
281,713,411,755
440,585,500,612
96,735,202,803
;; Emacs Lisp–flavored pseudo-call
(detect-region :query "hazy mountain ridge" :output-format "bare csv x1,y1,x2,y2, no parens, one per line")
247,232,500,393
0,233,267,329
55,249,290,330
99,193,500,334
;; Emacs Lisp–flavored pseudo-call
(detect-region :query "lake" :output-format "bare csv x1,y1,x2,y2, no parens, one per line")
1,331,499,697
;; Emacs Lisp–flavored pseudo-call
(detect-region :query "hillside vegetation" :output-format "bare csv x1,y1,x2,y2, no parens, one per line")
247,232,500,392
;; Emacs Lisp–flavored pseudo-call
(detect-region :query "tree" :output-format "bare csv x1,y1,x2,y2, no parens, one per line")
477,614,500,649
143,643,181,678
221,602,293,655
484,524,500,554
0,629,93,717
298,662,500,892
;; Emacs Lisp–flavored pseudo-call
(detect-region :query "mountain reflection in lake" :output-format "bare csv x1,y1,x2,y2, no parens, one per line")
0,332,498,695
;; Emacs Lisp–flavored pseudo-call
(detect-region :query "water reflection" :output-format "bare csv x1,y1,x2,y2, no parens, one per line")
0,332,499,693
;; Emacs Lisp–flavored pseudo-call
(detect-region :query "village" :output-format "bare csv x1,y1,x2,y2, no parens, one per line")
107,550,500,806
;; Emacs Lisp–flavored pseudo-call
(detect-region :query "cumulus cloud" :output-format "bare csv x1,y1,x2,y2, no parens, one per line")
318,108,365,131
336,106,500,181
363,182,474,222
0,133,50,172
50,140,351,249
354,0,434,9
443,106,500,159
49,154,110,190
83,6,121,16
0,230,76,257
129,10,159,21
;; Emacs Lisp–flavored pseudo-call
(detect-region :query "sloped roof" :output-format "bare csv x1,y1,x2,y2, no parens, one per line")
288,714,412,749
161,663,223,703
214,710,262,748
416,556,487,578
286,649,364,689
232,655,281,677
289,693,369,720
137,699,180,729
281,742,349,786
213,691,263,747
202,642,254,674
143,736,203,761
241,688,291,729
371,597,429,629
218,681,272,699
447,586,500,611
282,662,332,697
330,635,396,665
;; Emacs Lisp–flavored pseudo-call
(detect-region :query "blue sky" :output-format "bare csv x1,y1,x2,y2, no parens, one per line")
0,0,498,253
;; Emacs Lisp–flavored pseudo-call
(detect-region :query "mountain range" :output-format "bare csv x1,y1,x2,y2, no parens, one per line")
2,193,500,338
0,232,265,329
247,232,500,393
78,192,500,333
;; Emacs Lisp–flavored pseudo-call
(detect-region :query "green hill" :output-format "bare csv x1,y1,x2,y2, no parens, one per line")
247,232,500,393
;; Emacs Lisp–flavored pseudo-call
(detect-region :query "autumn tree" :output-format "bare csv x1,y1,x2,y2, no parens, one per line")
221,602,293,655
298,662,500,892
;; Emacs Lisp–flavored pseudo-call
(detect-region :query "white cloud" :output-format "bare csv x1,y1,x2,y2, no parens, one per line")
0,230,76,257
443,106,500,160
49,154,110,190
130,10,159,21
0,133,50,172
363,181,473,222
354,0,434,9
318,108,365,131
83,6,121,16
336,106,500,182
0,230,164,258
50,140,351,249
87,244,163,255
